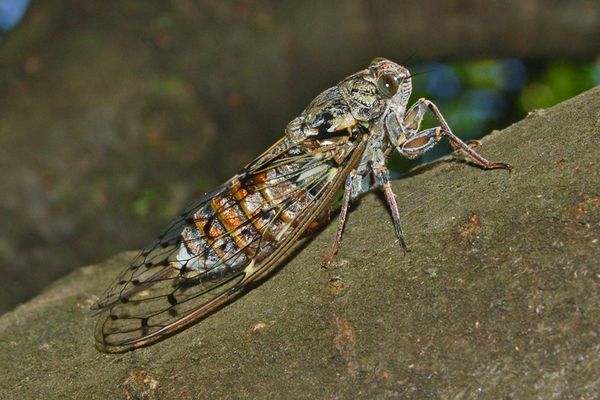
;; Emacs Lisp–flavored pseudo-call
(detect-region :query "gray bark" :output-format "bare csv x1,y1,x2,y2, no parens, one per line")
1,0,599,314
0,88,597,399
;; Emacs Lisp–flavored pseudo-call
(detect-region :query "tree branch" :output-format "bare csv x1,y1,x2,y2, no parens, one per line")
1,88,597,398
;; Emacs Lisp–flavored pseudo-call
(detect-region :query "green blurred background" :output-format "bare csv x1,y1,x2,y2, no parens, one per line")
0,0,598,314
389,58,600,172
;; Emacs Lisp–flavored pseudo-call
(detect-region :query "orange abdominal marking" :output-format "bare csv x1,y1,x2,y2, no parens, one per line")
193,214,226,258
211,194,252,252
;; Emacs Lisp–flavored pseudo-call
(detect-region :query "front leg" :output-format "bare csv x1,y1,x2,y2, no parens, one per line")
401,98,512,171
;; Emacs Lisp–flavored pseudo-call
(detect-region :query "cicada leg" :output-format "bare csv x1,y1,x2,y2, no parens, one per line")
401,98,512,171
321,165,410,268
321,171,357,268
373,165,408,252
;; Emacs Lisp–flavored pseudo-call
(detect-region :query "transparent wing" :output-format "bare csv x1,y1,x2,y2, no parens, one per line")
95,133,367,352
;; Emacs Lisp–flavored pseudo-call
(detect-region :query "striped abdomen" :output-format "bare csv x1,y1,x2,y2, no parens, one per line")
172,159,330,279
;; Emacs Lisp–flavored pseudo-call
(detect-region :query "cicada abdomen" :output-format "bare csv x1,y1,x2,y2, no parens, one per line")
95,131,368,352
95,58,510,353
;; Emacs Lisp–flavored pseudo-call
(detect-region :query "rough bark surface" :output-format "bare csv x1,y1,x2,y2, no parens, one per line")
0,88,598,399
1,0,600,315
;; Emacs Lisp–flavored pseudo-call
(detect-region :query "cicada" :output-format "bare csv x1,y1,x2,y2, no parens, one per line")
94,58,511,353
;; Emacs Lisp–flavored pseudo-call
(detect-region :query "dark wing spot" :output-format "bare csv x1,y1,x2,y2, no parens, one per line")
160,259,170,266
179,277,201,290
167,293,178,306
141,317,150,335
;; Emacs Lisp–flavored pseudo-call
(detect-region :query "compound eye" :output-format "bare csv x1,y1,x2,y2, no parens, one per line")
376,73,399,98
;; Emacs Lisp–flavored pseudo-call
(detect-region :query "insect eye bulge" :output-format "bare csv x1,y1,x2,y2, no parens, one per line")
376,73,399,98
